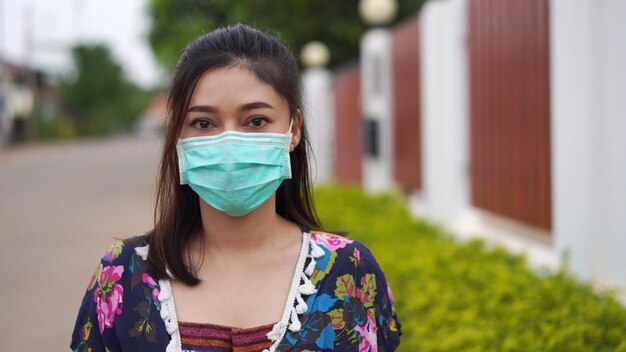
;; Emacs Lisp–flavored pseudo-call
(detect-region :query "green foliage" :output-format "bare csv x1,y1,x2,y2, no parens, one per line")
314,184,626,351
61,45,150,137
36,115,77,140
147,0,426,70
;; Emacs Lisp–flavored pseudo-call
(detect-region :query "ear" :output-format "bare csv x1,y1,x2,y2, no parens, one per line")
290,109,303,152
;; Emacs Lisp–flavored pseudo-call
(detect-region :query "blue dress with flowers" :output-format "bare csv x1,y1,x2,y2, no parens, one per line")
70,231,402,351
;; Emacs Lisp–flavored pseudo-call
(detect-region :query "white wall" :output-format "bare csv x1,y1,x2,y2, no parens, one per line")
361,29,394,192
302,68,335,184
551,0,626,288
418,0,470,224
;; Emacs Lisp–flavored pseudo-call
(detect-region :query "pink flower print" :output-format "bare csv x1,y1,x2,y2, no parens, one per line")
103,241,124,262
354,313,378,352
311,232,354,251
386,279,396,312
93,264,124,333
353,247,361,262
142,272,156,287
142,273,160,303
358,274,377,307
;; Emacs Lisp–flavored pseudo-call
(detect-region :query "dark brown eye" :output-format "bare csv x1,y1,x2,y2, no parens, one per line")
250,117,267,128
193,119,212,129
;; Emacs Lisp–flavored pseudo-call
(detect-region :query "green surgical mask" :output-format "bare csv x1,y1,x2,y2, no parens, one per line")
176,121,293,216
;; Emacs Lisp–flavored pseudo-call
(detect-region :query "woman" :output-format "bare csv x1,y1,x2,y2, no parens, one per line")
71,24,401,352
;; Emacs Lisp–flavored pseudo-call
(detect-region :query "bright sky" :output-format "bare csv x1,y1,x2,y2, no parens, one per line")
0,0,162,88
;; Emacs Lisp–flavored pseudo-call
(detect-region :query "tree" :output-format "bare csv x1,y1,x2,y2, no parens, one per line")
61,44,150,136
147,0,426,71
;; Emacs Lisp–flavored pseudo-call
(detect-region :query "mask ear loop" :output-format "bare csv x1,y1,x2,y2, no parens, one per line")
288,118,294,134
288,118,295,151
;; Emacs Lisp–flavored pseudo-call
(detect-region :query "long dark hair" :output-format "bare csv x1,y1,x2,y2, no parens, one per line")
147,24,323,285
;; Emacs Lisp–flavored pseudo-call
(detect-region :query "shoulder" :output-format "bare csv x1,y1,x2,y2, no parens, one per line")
289,231,401,351
309,231,380,271
71,234,168,351
308,231,387,290
88,234,155,315
82,235,151,304
88,234,153,287
98,234,150,266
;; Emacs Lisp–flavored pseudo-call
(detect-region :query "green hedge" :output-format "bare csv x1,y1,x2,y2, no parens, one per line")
314,185,626,351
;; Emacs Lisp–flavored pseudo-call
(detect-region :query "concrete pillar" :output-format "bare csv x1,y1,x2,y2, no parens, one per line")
599,0,626,291
551,0,626,288
418,0,470,224
360,29,394,192
302,68,335,184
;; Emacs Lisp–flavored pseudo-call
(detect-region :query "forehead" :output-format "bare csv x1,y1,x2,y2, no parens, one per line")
189,66,288,111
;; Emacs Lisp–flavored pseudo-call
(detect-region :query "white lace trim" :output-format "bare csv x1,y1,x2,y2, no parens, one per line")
158,278,182,351
134,231,324,352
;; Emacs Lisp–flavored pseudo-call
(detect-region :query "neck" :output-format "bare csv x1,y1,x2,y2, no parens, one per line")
196,195,298,254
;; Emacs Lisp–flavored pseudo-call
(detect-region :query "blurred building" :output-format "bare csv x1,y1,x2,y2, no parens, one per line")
0,60,61,145
0,61,34,145
303,0,626,297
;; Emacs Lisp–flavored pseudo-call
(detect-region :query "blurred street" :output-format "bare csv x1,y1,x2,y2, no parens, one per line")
0,135,161,350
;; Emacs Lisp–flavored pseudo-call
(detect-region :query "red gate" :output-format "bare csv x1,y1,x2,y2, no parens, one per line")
469,0,552,230
392,15,422,192
333,64,362,184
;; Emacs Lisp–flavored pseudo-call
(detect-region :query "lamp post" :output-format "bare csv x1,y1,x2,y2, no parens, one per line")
300,41,330,68
359,0,398,27
359,0,397,192
300,41,334,184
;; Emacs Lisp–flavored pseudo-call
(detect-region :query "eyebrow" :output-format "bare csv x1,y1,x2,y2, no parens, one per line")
187,101,275,113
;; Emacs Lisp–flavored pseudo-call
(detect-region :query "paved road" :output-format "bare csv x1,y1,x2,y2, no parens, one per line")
0,135,161,350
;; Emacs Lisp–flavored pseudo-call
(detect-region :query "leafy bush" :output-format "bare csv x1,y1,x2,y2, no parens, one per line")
314,185,626,351
37,115,77,140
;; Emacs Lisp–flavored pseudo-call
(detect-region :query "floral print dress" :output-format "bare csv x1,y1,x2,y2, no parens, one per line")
70,232,401,351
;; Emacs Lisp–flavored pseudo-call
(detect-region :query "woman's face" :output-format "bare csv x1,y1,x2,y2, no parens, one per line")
180,66,299,142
